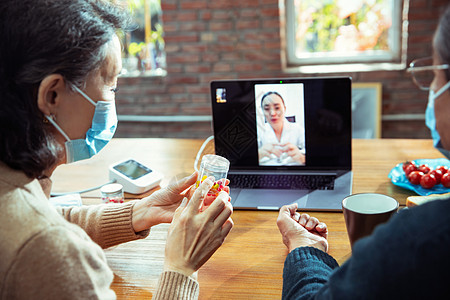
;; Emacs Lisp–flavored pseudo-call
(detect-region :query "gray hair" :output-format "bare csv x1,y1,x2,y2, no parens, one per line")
0,0,130,178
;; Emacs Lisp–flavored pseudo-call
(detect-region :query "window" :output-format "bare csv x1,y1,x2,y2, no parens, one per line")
118,0,166,77
283,0,408,73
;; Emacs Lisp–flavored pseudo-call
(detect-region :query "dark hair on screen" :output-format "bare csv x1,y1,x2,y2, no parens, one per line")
434,4,450,81
260,91,285,108
0,0,130,178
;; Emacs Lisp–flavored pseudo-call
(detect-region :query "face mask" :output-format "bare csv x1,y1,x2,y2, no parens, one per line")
425,81,450,159
45,86,117,163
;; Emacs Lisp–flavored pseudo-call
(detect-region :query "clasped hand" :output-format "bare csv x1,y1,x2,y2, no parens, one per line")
277,203,328,253
259,143,305,164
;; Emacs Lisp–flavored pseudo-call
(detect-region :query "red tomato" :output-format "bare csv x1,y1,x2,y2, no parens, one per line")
441,173,450,188
430,169,443,184
436,165,449,174
418,164,431,174
404,164,418,176
420,173,436,189
402,161,416,172
408,171,424,185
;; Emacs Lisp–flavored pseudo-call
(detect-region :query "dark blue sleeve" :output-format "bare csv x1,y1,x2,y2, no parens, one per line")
282,200,450,300
282,247,338,300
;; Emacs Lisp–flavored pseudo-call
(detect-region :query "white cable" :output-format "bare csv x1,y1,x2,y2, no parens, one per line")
194,135,214,172
50,179,116,197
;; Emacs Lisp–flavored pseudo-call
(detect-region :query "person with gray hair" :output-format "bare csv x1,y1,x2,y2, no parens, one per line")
276,4,450,299
0,0,233,299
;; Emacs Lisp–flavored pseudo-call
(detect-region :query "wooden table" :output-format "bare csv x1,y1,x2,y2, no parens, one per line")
51,138,444,299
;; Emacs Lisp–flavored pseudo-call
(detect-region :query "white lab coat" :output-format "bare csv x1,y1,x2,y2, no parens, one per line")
257,118,305,166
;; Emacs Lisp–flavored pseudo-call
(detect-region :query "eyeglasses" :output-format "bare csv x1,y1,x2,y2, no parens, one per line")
406,57,449,91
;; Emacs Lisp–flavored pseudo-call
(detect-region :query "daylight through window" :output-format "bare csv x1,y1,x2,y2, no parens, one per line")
119,0,166,77
284,0,407,71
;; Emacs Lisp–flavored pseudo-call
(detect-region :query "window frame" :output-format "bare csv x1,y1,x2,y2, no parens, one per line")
119,0,167,78
281,0,409,73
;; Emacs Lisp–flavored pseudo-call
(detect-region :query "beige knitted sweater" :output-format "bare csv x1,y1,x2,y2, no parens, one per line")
0,162,199,299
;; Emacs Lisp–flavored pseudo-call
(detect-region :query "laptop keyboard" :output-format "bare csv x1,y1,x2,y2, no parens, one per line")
227,174,336,190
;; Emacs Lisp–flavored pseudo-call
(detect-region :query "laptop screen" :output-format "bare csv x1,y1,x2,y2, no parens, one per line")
210,77,352,171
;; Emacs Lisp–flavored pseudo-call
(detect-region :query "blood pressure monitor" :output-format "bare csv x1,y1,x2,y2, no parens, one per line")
109,158,163,194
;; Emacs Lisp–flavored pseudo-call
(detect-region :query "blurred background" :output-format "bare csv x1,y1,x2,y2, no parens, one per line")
114,0,448,140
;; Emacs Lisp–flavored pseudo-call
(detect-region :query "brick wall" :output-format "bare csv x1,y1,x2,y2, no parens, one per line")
115,0,449,139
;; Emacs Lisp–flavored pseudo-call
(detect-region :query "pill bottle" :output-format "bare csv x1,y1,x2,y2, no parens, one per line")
101,183,124,204
197,154,230,211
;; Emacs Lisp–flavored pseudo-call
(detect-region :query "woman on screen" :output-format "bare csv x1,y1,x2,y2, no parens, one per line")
257,91,306,166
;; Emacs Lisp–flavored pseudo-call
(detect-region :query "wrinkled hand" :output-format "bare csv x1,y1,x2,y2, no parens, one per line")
276,203,328,253
164,178,234,277
132,172,198,232
280,143,305,164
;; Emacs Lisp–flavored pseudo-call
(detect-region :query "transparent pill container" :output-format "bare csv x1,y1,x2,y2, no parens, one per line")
100,183,124,204
197,154,230,210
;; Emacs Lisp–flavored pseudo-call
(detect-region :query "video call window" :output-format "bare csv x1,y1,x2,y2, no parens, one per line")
255,83,306,166
216,88,227,103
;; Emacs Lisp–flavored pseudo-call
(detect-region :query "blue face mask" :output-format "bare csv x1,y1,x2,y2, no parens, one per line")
425,81,450,159
45,86,117,163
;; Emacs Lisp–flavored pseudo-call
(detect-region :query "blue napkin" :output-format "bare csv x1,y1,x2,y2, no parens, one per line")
388,158,450,196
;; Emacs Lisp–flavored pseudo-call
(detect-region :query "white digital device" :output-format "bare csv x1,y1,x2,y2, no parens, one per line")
109,158,163,194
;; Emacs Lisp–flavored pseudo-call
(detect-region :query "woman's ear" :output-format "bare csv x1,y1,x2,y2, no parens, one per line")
37,74,67,116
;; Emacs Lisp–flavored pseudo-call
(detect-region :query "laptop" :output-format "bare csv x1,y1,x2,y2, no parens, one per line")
210,77,353,211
